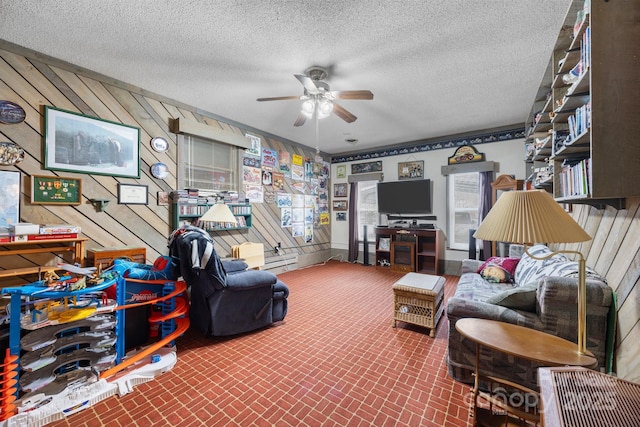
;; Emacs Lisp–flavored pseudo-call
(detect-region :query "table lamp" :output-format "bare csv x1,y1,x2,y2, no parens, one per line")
199,202,237,228
473,190,591,354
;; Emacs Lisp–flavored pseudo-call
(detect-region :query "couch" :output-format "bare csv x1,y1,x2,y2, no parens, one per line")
447,244,613,391
168,226,289,337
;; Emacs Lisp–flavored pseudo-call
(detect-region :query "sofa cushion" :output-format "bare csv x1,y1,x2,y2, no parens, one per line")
477,257,520,283
485,283,537,311
514,244,568,286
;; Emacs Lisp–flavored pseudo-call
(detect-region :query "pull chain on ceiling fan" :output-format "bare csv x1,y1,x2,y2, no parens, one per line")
257,66,373,127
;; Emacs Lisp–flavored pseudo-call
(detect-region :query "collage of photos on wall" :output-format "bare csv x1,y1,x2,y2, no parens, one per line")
243,135,330,243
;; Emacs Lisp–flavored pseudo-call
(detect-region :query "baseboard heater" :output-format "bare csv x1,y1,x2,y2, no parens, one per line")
264,255,298,270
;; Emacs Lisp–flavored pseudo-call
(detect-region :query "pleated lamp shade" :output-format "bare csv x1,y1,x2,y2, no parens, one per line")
200,203,237,225
473,190,591,244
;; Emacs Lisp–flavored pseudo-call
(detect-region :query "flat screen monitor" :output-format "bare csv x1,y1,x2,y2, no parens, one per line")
377,179,432,215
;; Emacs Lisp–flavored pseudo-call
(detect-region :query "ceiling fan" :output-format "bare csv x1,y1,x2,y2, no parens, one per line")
256,66,373,127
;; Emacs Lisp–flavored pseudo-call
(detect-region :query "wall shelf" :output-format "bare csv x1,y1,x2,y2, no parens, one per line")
172,202,252,231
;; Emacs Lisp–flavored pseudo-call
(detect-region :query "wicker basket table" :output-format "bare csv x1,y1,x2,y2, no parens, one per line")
392,272,445,337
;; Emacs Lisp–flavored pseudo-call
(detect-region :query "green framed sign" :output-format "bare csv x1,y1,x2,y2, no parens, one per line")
31,175,82,205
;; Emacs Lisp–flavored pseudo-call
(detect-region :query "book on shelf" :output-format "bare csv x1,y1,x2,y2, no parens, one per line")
558,158,590,198
39,224,81,234
27,233,79,241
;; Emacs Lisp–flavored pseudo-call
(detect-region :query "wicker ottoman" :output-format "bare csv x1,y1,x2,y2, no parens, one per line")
392,272,445,337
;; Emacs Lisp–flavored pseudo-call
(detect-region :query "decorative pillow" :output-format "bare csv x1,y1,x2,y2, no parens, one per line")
476,257,520,284
514,245,568,286
485,283,538,311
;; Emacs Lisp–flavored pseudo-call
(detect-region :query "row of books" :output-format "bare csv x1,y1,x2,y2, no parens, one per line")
175,203,250,216
557,158,591,198
170,189,244,205
199,215,246,230
567,101,591,142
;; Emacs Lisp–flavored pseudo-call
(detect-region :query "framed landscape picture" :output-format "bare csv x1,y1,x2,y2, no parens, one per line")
44,106,141,178
333,200,348,211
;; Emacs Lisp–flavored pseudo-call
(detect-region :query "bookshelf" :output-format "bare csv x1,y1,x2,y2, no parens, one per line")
172,202,252,232
523,0,640,208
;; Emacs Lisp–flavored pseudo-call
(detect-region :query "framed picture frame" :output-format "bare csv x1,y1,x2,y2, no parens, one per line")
157,191,169,206
333,200,348,211
44,106,141,178
31,175,82,205
0,170,21,227
334,183,348,198
336,165,346,178
398,161,424,180
378,237,391,251
351,160,382,174
118,183,148,205
336,212,347,221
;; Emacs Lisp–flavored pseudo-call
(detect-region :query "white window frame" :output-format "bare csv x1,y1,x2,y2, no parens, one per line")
177,134,240,193
357,180,380,242
447,172,480,251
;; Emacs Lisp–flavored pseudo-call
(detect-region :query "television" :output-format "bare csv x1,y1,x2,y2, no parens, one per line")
377,179,432,215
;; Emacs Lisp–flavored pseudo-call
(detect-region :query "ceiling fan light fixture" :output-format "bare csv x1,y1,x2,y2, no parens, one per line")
301,99,315,118
318,99,333,118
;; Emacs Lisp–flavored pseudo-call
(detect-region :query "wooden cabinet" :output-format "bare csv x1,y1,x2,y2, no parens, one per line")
86,246,146,268
391,241,415,273
524,0,640,207
375,227,444,275
172,202,252,231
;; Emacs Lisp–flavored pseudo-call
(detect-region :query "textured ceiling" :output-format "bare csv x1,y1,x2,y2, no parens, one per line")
0,0,571,154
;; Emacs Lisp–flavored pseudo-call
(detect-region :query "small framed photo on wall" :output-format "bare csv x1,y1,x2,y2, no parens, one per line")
333,200,348,211
398,161,424,180
334,183,348,198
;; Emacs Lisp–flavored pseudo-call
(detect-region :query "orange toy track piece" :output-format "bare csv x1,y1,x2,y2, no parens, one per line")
0,349,18,421
100,317,189,380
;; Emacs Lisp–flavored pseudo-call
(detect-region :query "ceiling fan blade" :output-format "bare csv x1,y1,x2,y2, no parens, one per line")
256,95,300,102
293,112,307,127
331,90,374,100
332,102,357,123
294,74,320,95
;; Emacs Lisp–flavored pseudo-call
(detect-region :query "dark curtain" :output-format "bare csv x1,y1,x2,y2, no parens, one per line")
348,182,359,262
477,171,494,260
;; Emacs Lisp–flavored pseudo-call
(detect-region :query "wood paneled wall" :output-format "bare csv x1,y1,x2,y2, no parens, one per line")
0,42,329,286
563,201,640,382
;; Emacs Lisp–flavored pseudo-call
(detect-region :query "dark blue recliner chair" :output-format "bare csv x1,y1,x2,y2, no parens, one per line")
168,226,289,337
